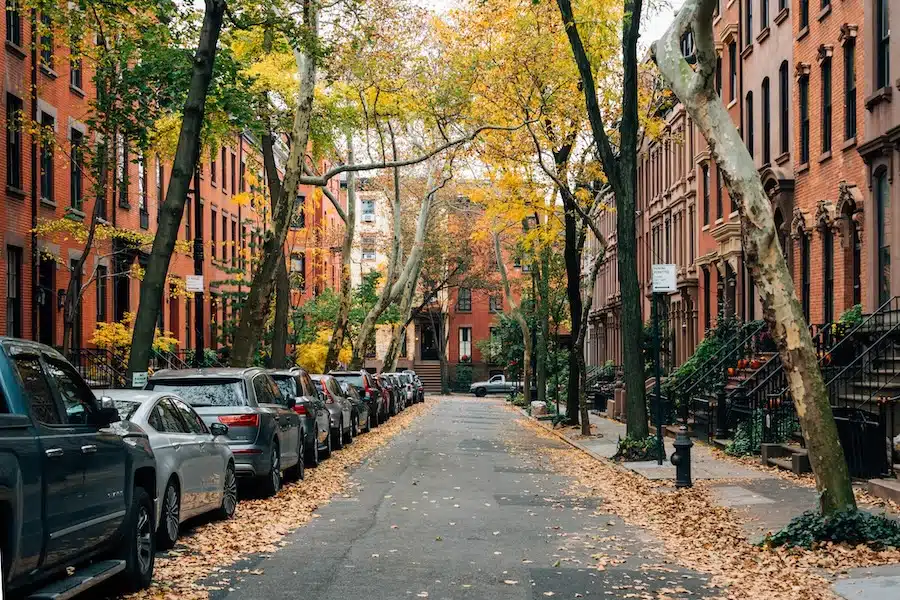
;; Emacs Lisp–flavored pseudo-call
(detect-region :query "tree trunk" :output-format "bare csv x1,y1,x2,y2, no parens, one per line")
555,0,648,439
384,256,422,371
325,141,356,372
128,0,227,379
230,6,319,366
494,233,531,405
563,202,583,425
652,0,855,514
271,252,289,367
535,246,551,405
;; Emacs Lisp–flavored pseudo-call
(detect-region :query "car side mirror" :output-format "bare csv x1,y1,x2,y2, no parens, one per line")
286,396,297,410
210,422,229,437
97,396,119,426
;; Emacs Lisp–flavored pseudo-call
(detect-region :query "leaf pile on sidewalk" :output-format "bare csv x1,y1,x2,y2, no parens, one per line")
125,400,434,600
515,416,900,600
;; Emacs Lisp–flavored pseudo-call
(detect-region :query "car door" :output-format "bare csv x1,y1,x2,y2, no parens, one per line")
254,375,298,468
301,373,329,444
154,398,204,517
487,375,504,393
170,397,222,512
328,378,352,425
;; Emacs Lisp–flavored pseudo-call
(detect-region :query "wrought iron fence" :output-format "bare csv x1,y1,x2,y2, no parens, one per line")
67,348,127,389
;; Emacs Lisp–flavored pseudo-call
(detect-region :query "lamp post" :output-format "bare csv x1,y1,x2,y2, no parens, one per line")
192,168,205,368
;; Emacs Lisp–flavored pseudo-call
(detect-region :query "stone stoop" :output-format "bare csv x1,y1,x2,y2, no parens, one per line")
867,478,900,505
761,443,812,474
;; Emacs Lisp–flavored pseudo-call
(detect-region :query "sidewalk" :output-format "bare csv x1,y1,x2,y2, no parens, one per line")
532,409,900,600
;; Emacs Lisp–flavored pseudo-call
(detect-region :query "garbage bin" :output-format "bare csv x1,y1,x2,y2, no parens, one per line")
831,407,888,478
592,390,608,413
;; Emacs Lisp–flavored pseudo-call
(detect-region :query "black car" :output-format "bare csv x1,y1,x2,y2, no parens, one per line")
376,373,400,416
339,383,371,436
331,370,385,427
269,367,333,466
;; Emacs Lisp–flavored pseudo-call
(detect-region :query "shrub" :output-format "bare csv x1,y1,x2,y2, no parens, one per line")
763,509,900,550
613,436,662,461
454,364,473,392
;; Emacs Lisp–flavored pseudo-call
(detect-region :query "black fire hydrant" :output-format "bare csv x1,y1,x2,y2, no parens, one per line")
670,426,693,488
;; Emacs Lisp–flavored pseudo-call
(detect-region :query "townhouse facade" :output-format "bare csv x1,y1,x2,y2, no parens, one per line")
587,0,883,369
0,10,345,358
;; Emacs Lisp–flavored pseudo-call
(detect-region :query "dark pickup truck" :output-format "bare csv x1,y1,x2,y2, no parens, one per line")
0,338,158,599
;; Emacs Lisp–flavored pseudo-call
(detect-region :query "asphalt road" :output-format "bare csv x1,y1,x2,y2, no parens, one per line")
213,396,714,600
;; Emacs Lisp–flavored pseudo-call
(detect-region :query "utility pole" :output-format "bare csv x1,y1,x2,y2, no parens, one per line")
193,168,205,368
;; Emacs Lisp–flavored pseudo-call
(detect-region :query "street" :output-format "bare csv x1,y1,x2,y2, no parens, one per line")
211,396,712,600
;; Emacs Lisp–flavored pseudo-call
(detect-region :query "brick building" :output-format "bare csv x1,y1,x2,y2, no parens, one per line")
587,0,872,368
0,12,343,357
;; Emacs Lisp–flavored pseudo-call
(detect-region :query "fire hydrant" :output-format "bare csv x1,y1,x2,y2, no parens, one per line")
670,426,693,488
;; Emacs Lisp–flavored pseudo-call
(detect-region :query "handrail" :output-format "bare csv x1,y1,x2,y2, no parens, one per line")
670,323,747,398
825,319,900,398
682,320,767,398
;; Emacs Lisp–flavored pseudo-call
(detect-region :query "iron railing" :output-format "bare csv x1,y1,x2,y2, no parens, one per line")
67,348,127,389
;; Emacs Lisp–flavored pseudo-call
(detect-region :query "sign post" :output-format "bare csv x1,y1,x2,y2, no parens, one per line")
651,264,676,465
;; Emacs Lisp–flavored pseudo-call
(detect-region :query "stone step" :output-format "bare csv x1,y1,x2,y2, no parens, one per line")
761,443,811,474
867,478,900,504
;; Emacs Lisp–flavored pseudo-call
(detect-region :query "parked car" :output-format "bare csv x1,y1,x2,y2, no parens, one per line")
0,338,157,598
269,367,332,465
146,368,304,497
389,372,416,406
331,370,385,427
310,374,355,449
375,373,399,417
339,383,372,436
102,389,237,549
383,373,406,413
403,370,425,402
470,373,521,396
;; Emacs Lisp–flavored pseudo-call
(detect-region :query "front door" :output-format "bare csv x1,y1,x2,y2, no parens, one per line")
420,321,438,360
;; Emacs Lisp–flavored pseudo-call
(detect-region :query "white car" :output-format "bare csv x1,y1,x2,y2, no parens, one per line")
102,389,238,549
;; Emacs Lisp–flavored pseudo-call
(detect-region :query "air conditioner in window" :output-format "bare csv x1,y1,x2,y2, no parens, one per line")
362,251,376,260
361,214,375,223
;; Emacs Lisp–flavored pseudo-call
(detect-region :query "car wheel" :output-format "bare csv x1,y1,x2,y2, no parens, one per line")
285,435,305,482
351,414,359,437
259,442,281,497
215,462,238,520
322,428,333,459
157,478,180,550
119,486,155,592
345,417,355,444
333,421,344,450
368,410,376,431
306,436,320,467
474,387,487,398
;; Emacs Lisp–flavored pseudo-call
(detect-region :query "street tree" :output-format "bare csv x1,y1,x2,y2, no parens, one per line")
652,0,855,514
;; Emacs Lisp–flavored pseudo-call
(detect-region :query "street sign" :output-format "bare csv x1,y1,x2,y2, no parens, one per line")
131,372,148,389
186,275,204,293
651,264,677,293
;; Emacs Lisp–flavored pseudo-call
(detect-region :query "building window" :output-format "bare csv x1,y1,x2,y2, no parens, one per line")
457,287,472,312
211,151,217,184
822,228,834,323
703,267,711,332
800,0,808,29
744,0,752,46
778,0,785,10
116,135,129,208
221,147,227,191
715,55,722,96
210,207,217,259
291,195,306,229
39,12,52,67
844,42,856,140
745,91,754,156
702,164,710,225
6,94,22,190
779,61,789,155
221,213,227,262
361,199,375,222
96,265,108,323
138,155,148,229
70,49,83,90
760,0,768,28
851,212,862,306
801,235,811,322
70,129,83,210
876,0,890,90
240,160,246,192
6,0,21,46
6,245,22,337
361,235,376,260
821,0,829,7
489,295,502,313
688,205,695,263
39,113,54,203
458,327,472,360
231,220,237,264
728,41,737,101
821,57,832,153
876,169,891,304
716,167,723,218
761,78,771,164
799,74,810,164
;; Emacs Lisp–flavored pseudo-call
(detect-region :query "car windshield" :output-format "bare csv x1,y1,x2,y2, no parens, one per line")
148,379,247,407
113,399,141,421
273,376,296,398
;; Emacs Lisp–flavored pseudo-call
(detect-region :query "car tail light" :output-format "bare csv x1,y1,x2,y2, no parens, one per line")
322,386,334,404
293,404,307,415
219,414,260,428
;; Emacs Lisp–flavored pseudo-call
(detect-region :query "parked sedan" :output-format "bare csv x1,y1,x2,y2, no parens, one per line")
310,374,354,449
269,367,332,466
339,382,371,436
102,390,237,549
146,368,304,497
389,372,415,406
404,370,425,402
331,370,385,427
384,373,407,412
375,373,399,417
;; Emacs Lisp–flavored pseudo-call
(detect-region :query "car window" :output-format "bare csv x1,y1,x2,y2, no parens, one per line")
252,376,271,404
333,374,364,389
326,377,342,398
148,406,164,431
301,373,316,397
12,355,61,425
113,400,141,421
489,375,501,383
171,398,208,434
148,379,247,407
265,376,287,405
153,398,189,433
44,357,97,425
273,376,296,399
